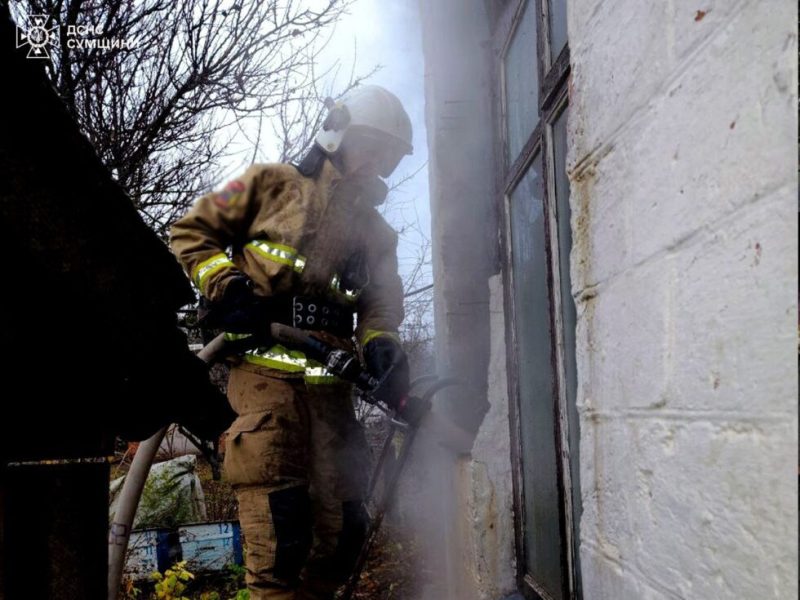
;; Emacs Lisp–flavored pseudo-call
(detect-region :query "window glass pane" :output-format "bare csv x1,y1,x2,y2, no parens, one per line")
553,108,581,589
509,154,564,599
548,0,568,60
504,0,539,162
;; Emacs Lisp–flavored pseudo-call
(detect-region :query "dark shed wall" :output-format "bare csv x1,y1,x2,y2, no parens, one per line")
1,7,229,597
0,7,211,458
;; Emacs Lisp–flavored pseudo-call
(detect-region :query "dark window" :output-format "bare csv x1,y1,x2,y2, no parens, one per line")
504,0,540,161
548,0,568,61
495,0,580,598
509,154,565,599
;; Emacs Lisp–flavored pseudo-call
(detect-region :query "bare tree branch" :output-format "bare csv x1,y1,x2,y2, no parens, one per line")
11,0,355,238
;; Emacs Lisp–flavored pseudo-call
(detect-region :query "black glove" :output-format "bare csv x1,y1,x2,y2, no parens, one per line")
364,336,410,411
202,275,265,333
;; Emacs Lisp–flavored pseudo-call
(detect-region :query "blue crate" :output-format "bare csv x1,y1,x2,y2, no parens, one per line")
125,521,241,580
178,521,243,572
125,528,158,579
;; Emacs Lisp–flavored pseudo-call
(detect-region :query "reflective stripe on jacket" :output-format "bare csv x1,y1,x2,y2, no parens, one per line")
170,159,404,380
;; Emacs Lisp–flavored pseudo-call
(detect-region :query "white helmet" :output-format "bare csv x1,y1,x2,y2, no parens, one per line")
315,85,413,157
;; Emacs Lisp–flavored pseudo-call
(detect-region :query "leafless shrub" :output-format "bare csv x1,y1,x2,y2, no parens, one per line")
10,0,356,237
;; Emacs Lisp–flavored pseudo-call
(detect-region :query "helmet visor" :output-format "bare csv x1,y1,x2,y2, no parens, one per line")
344,128,411,178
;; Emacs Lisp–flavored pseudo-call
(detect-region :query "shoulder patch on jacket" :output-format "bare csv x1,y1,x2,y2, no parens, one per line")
213,180,246,208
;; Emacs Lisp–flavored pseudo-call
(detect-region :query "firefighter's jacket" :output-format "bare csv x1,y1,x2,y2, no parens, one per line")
169,159,404,382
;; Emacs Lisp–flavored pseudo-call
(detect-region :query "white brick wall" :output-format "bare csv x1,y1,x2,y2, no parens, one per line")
568,1,798,598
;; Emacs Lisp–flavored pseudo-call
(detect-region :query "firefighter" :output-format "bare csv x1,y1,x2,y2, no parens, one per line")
169,85,413,599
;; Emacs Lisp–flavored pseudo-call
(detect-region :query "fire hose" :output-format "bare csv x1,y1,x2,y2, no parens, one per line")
108,324,466,600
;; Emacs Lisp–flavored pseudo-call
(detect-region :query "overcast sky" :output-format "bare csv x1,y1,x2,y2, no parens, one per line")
325,0,431,290
218,0,432,291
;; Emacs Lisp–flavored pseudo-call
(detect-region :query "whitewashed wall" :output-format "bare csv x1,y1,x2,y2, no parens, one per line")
457,274,518,600
567,1,798,598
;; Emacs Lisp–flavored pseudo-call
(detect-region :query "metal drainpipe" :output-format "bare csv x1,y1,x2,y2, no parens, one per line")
107,334,227,600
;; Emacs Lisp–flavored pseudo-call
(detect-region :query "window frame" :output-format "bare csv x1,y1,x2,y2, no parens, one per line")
493,0,580,598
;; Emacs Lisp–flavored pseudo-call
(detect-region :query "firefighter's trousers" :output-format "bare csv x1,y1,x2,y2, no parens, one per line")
223,365,371,600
